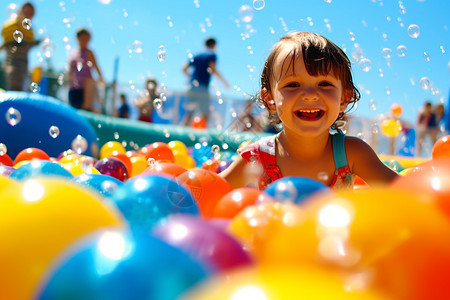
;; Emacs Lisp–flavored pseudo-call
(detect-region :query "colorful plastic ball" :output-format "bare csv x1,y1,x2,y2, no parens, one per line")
380,119,402,137
111,174,199,231
191,116,207,129
129,155,148,177
0,152,13,166
0,165,15,176
0,178,124,300
10,160,73,181
152,215,253,272
260,189,450,300
62,162,100,177
73,173,124,198
110,150,132,174
14,147,50,164
212,187,264,219
143,162,187,178
177,168,232,218
390,103,403,118
263,176,331,204
191,142,214,167
94,157,129,182
168,140,188,154
100,141,126,159
173,151,195,169
0,174,19,190
139,142,175,163
201,158,220,173
432,135,450,159
35,230,210,300
182,265,388,300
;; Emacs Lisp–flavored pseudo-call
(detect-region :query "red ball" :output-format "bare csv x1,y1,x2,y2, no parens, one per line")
143,162,187,178
0,153,13,167
15,147,50,164
432,135,450,159
212,187,263,219
177,168,232,218
94,157,129,182
139,142,175,163
191,117,206,129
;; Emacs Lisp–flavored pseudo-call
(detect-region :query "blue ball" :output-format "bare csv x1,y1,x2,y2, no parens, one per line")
73,173,124,198
35,230,210,300
263,176,330,204
111,174,199,231
10,160,73,181
191,142,213,167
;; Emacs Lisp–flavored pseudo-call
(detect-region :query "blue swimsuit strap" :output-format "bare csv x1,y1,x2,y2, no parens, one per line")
332,130,349,170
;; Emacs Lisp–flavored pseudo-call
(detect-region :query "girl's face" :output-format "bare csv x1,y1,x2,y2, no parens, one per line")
77,33,90,49
265,46,347,137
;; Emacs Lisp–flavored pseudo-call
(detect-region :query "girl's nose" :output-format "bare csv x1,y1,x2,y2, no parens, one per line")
302,86,319,101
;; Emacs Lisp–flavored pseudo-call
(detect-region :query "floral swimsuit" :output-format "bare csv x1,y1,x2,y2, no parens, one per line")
238,132,355,190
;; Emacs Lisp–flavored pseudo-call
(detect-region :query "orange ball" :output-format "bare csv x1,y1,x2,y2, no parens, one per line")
110,150,132,174
432,135,450,159
143,162,187,178
177,168,232,218
129,155,148,177
14,147,50,164
191,116,207,129
212,187,263,219
139,142,175,163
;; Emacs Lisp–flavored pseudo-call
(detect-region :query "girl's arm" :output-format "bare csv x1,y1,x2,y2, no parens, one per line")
345,136,399,186
219,154,249,189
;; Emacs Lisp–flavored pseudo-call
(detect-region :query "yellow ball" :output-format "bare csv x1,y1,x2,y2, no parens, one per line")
129,155,148,177
381,119,402,137
173,151,195,169
0,178,124,300
168,140,188,154
100,141,126,159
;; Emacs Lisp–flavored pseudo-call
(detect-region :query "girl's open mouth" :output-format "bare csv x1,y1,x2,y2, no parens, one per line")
295,109,324,121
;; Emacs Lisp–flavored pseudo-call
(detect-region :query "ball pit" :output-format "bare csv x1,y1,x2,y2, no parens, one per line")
1,92,450,300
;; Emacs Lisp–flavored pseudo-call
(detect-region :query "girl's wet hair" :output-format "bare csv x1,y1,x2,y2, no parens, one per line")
258,31,360,126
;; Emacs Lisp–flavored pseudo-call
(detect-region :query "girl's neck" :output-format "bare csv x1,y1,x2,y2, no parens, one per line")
277,129,331,161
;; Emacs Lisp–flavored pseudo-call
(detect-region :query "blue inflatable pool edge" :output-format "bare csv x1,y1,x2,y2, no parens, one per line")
0,91,98,159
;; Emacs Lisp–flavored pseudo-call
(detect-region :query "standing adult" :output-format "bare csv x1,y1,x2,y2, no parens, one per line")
181,37,229,127
1,2,40,91
67,28,104,111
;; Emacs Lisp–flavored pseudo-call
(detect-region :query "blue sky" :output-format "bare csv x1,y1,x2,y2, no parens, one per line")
2,0,449,124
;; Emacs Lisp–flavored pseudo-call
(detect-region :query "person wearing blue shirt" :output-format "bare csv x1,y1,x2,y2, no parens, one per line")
182,37,229,127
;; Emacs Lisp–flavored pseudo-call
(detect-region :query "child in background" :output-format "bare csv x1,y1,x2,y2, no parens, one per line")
117,93,130,118
220,31,398,190
67,28,104,112
135,78,158,123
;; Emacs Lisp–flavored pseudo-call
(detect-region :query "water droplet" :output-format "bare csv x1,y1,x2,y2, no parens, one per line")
318,171,329,181
348,32,356,41
114,132,120,140
381,48,392,59
132,40,144,53
30,82,40,93
76,61,83,72
157,45,166,62
385,87,391,95
371,123,379,134
396,45,407,57
22,18,31,30
368,99,377,110
13,30,23,43
359,58,372,72
0,143,7,155
153,98,163,109
407,24,420,38
420,77,430,90
253,0,265,10
147,158,156,166
238,5,253,23
42,41,56,58
49,126,60,138
423,52,431,62
5,107,21,126
71,135,88,154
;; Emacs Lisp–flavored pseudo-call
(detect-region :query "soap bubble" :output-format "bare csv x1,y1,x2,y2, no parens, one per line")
359,58,372,72
13,30,23,43
153,98,163,110
22,18,31,30
5,107,21,126
423,52,431,62
0,143,7,155
253,0,265,10
71,135,88,154
407,24,420,38
238,5,253,23
157,45,167,62
419,77,430,90
132,40,144,53
49,126,60,138
381,48,392,59
30,82,40,93
396,45,407,57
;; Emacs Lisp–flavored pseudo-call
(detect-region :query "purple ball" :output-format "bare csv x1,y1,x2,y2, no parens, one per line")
94,157,129,182
152,214,253,273
0,165,15,177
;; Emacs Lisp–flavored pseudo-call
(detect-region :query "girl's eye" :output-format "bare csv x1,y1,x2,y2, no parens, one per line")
319,81,334,87
285,82,300,88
